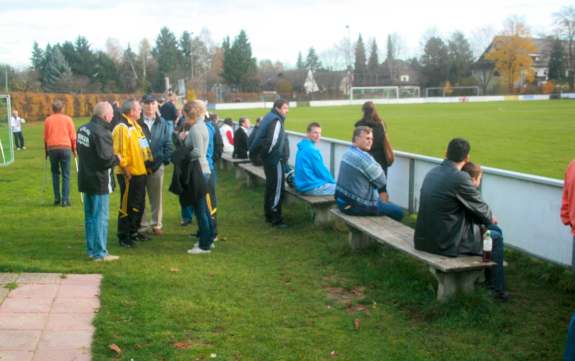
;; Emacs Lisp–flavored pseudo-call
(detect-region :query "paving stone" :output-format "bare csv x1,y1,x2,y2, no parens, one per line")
45,313,94,331
57,285,99,299
8,284,59,300
17,274,62,285
0,350,34,361
0,298,52,314
0,330,41,351
37,330,93,350
51,298,100,314
60,274,101,286
0,313,48,330
0,288,9,305
0,273,18,285
32,348,90,361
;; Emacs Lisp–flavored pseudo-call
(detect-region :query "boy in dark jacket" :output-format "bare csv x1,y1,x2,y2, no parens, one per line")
77,102,120,262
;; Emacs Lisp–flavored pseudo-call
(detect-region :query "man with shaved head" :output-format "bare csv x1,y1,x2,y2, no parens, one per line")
76,101,121,262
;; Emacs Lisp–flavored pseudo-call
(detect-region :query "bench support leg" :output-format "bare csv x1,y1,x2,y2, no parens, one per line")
245,173,258,187
313,206,334,226
348,227,375,251
429,268,482,302
235,167,245,180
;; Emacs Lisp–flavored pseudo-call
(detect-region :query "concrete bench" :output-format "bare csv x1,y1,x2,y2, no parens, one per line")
219,153,251,178
330,208,498,302
237,162,336,225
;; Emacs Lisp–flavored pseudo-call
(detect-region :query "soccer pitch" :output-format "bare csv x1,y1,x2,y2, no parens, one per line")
218,100,575,179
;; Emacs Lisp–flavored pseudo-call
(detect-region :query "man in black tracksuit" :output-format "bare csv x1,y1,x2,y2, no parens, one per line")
77,102,120,262
249,99,290,228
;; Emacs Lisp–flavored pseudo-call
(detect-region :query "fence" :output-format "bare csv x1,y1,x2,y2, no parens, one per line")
284,130,572,267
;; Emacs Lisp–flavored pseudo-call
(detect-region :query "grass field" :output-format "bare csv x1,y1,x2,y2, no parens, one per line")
218,100,575,179
0,120,573,360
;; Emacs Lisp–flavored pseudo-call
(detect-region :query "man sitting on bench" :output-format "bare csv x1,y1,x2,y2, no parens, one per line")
294,122,336,196
414,138,509,301
335,126,403,221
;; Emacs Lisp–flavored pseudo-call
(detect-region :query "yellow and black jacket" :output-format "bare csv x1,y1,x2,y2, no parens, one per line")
112,114,153,176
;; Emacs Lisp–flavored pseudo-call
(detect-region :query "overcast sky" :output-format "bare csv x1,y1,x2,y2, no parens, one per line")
0,0,571,69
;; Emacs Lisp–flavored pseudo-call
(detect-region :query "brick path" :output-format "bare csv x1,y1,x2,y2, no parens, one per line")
0,273,101,361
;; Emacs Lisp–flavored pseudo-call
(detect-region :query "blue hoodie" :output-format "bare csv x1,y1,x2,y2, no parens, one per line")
294,138,335,192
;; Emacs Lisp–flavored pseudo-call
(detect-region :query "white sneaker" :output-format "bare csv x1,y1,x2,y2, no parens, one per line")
187,246,211,254
94,255,120,262
193,241,215,249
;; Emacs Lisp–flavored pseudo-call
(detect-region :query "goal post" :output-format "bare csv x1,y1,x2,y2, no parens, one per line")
0,94,14,166
425,86,480,97
399,86,420,98
350,86,399,101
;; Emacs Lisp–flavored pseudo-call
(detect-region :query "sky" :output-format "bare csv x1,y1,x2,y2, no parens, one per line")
0,0,571,69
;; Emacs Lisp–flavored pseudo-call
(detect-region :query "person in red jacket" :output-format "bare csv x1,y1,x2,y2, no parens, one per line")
561,160,575,360
44,100,77,207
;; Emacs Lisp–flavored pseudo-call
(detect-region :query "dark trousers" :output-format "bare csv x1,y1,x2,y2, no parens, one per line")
209,167,218,236
48,149,71,204
263,162,285,225
13,132,24,148
117,174,146,242
484,224,506,294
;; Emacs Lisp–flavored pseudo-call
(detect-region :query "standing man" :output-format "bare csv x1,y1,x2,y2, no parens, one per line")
233,117,251,159
44,100,77,207
414,138,507,300
139,95,173,236
112,100,153,248
249,99,290,228
160,94,178,135
10,110,26,150
335,126,403,220
561,160,575,360
77,102,120,262
295,122,335,196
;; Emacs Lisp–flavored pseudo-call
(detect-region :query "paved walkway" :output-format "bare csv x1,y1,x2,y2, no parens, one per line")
0,273,101,361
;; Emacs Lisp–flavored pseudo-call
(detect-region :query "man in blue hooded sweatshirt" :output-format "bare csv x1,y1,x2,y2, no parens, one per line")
294,122,335,196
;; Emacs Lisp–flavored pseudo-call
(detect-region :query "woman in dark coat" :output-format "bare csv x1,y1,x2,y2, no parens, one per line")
354,101,389,174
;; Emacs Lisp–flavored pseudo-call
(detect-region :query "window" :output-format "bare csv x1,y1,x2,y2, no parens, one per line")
400,75,409,82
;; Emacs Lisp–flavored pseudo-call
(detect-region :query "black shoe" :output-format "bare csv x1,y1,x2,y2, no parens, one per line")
180,220,192,226
133,232,151,242
61,201,71,207
272,222,289,229
54,200,61,206
119,240,135,248
493,291,510,302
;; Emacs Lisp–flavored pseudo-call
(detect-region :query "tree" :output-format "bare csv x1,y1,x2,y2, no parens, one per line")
485,19,537,93
367,39,379,85
94,51,119,92
119,46,139,93
548,37,567,83
221,30,258,90
179,31,193,80
296,52,305,70
153,27,181,91
305,48,322,72
554,6,575,90
447,31,474,84
386,34,396,84
420,37,449,87
42,45,73,92
138,39,153,92
74,36,97,78
31,42,45,73
354,34,367,86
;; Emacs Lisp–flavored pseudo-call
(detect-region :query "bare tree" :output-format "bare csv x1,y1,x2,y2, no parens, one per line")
471,26,496,58
554,6,575,90
105,38,123,64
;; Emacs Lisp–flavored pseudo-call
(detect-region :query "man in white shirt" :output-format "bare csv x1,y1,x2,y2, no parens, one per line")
10,110,26,150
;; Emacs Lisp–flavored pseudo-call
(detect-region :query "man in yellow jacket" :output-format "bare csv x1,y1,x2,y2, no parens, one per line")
113,99,153,247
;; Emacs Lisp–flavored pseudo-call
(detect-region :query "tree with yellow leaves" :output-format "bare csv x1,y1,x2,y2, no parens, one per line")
485,18,538,93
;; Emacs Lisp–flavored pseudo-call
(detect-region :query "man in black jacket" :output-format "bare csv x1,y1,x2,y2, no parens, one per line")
232,117,250,159
414,138,507,300
77,102,121,262
249,100,290,228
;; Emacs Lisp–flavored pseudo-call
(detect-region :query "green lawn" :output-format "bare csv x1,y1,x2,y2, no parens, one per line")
0,120,572,360
218,100,575,179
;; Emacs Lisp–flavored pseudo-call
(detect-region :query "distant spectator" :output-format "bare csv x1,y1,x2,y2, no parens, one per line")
139,94,173,236
160,94,178,134
232,117,251,159
220,118,235,153
76,102,120,262
561,160,575,360
44,100,77,207
10,110,26,150
355,101,392,178
335,126,403,221
294,122,335,196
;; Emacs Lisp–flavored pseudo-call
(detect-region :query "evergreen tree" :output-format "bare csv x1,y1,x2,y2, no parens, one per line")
386,34,396,83
447,32,474,84
42,45,73,92
420,37,450,87
296,52,305,70
152,27,181,91
120,46,139,93
548,37,567,82
221,30,257,90
31,42,45,73
354,34,367,86
179,31,193,79
305,48,322,72
74,36,97,78
94,51,119,92
367,39,379,85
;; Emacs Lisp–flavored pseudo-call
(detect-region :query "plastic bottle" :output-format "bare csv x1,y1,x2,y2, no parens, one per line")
483,230,492,262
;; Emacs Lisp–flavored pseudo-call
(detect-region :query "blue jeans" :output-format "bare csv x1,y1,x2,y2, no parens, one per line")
191,174,215,250
181,205,193,223
48,149,71,203
83,193,110,259
336,198,404,222
209,167,218,236
566,311,575,360
301,183,336,196
485,224,506,294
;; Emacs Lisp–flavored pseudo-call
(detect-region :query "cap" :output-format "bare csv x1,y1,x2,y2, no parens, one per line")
142,94,156,104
